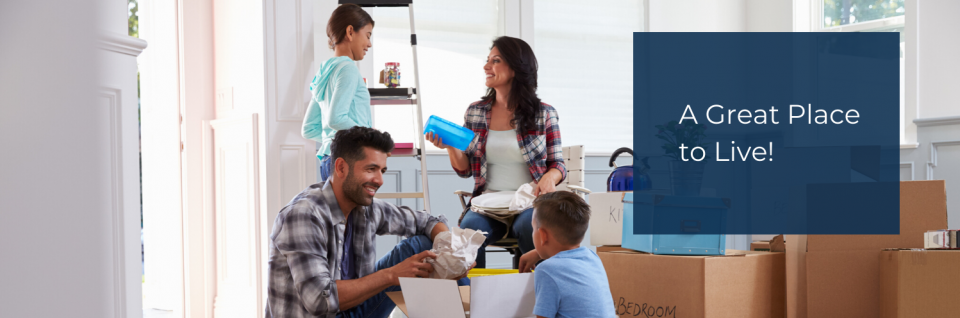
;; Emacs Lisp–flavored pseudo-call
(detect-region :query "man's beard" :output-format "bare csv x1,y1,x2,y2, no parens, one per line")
342,168,378,207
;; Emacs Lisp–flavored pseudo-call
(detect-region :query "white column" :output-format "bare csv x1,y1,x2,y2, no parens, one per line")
1,0,144,317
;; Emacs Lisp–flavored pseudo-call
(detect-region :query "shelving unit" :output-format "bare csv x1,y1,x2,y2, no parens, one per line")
341,0,432,212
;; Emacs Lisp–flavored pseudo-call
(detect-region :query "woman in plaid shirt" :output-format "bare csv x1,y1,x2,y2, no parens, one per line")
427,36,566,268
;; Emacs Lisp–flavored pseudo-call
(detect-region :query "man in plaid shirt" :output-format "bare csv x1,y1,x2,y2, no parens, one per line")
266,127,470,318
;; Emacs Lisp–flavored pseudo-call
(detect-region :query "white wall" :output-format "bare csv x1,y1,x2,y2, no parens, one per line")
648,0,792,32
214,1,266,122
899,0,960,228
913,0,960,119
314,0,338,66
746,0,792,32
649,0,746,32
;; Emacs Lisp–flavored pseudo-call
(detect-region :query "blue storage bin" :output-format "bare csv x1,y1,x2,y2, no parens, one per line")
424,115,475,151
621,193,728,255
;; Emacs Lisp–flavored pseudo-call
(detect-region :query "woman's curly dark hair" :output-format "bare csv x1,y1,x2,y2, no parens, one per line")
481,36,541,135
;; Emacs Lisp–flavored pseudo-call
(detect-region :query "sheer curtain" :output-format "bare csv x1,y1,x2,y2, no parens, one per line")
369,0,500,148
534,0,642,154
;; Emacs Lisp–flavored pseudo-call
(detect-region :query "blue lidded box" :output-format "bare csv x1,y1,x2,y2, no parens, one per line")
621,193,728,255
423,115,475,151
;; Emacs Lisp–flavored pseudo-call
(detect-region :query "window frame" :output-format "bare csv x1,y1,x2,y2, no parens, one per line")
807,0,914,147
811,0,905,32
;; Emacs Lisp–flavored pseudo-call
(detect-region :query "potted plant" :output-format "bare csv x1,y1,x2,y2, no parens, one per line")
655,120,708,196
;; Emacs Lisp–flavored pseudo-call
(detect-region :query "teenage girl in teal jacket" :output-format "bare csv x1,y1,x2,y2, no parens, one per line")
303,4,374,182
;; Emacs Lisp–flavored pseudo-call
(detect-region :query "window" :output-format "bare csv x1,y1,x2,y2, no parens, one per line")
367,0,500,148
823,0,904,28
533,0,642,154
816,1,905,144
368,0,643,154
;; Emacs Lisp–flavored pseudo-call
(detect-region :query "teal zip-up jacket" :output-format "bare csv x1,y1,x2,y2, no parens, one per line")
302,56,372,158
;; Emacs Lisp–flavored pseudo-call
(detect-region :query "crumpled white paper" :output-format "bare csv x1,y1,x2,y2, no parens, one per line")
427,227,487,279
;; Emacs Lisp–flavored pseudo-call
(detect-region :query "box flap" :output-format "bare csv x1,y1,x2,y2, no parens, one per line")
770,235,785,252
470,273,536,318
589,192,629,246
387,286,470,317
398,278,467,318
385,291,407,316
807,180,947,252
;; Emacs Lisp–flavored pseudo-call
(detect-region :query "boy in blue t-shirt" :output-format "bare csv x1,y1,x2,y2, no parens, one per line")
518,191,616,318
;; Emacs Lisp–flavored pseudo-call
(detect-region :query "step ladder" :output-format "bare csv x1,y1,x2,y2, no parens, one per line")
341,0,432,212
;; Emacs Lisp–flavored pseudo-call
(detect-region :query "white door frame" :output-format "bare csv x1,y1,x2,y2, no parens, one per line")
141,0,319,316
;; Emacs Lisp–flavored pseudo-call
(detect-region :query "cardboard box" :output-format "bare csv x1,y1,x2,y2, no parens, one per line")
386,273,535,318
751,241,771,252
600,250,785,318
880,249,960,318
596,245,632,253
751,235,785,252
786,180,948,318
589,191,629,246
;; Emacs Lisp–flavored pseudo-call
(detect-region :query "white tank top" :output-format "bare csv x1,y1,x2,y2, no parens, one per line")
485,129,534,192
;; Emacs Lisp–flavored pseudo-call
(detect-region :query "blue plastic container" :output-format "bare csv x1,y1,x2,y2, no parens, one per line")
424,115,475,151
621,192,728,256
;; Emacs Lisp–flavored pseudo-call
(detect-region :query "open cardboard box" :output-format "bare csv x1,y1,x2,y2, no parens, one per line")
599,249,785,318
386,273,535,318
785,180,948,318
588,191,630,247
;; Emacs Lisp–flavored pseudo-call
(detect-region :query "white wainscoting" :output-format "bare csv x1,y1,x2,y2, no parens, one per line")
97,87,128,318
903,117,960,228
211,114,261,318
900,162,915,181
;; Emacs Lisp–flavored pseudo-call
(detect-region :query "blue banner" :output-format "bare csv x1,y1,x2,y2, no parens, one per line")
632,33,900,235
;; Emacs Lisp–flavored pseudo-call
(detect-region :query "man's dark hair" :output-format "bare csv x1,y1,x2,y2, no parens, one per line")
532,191,591,246
331,126,395,165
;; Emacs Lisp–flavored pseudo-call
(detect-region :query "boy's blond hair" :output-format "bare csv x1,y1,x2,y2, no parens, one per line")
532,191,590,245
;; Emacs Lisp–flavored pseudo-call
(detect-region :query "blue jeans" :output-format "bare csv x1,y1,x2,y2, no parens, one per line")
320,155,333,182
459,207,535,268
336,235,471,318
